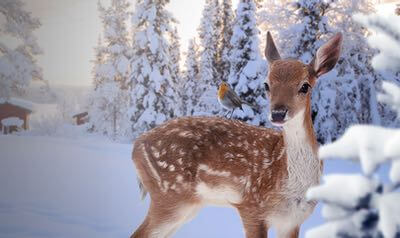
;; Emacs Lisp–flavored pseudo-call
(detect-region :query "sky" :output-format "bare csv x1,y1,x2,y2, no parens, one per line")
20,0,239,87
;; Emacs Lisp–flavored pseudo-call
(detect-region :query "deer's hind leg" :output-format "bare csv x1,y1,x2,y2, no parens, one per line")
131,199,202,238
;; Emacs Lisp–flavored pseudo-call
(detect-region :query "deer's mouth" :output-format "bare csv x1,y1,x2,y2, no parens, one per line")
269,109,288,127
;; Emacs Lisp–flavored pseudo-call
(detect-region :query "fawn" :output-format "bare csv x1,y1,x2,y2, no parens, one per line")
131,32,343,238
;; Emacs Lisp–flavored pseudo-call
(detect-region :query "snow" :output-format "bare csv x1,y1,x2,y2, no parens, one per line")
376,192,400,238
319,125,399,175
353,13,400,71
0,133,337,238
0,97,35,112
389,160,400,184
378,81,400,117
307,174,378,208
1,117,23,127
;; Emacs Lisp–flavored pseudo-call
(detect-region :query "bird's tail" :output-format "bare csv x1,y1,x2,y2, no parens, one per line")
242,101,258,110
137,176,148,200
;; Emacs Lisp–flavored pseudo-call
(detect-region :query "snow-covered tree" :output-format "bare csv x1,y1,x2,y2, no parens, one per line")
88,0,132,140
98,0,131,89
129,0,178,139
329,0,383,132
196,0,222,115
0,0,43,99
92,35,106,90
168,25,184,116
219,0,234,82
306,12,400,238
181,39,201,116
227,0,269,126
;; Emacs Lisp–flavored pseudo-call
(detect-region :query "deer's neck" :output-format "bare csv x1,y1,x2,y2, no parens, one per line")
281,108,321,193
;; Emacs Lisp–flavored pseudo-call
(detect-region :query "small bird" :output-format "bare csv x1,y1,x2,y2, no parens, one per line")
217,82,254,119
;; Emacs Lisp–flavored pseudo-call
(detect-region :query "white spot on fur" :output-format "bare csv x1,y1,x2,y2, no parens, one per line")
224,153,234,159
157,161,168,169
195,182,242,206
176,175,183,183
151,146,160,158
253,150,260,156
141,144,161,184
162,181,169,192
177,158,183,165
178,149,186,156
179,131,193,138
198,164,231,177
170,144,178,151
169,165,175,172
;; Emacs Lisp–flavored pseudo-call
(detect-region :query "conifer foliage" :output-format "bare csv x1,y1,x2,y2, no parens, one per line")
219,0,235,82
0,0,43,99
196,0,222,115
129,0,178,139
182,39,201,116
88,0,132,140
228,0,269,126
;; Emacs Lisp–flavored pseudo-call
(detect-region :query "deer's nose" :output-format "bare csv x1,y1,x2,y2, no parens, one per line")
271,106,288,123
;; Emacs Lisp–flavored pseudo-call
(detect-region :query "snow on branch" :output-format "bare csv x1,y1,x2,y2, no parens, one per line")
319,125,399,176
378,81,400,117
353,13,400,71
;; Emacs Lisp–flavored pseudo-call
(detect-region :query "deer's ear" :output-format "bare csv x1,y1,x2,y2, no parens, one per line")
265,31,281,65
310,33,343,78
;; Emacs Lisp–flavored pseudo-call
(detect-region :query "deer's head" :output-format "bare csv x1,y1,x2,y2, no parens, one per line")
264,32,342,127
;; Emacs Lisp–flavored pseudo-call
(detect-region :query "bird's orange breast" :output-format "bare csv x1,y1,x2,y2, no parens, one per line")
218,84,228,99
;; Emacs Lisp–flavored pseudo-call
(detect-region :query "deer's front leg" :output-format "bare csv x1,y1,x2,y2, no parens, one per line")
237,207,268,238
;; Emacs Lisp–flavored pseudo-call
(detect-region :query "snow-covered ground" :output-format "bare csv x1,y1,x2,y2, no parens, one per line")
0,133,391,238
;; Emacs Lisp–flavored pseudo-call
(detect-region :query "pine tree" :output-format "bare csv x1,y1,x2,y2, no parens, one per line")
227,0,269,126
182,39,201,116
219,0,234,82
169,26,183,116
99,0,131,89
129,0,177,139
0,0,43,99
92,35,106,90
196,0,222,115
88,0,131,140
330,0,380,127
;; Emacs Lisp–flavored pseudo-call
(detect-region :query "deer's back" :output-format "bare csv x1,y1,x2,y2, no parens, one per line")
133,116,286,205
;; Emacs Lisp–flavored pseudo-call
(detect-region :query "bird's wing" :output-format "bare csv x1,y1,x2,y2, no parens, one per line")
226,90,244,107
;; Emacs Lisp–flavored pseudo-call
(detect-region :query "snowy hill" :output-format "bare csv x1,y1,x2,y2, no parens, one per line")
1,134,391,238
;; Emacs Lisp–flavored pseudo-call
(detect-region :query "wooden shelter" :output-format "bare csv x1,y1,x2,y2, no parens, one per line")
73,112,89,125
0,98,34,134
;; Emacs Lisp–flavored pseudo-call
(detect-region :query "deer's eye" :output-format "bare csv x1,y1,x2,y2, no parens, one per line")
264,82,270,92
299,83,311,94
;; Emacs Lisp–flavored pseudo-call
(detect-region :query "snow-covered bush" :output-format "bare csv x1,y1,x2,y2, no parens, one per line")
306,11,400,238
